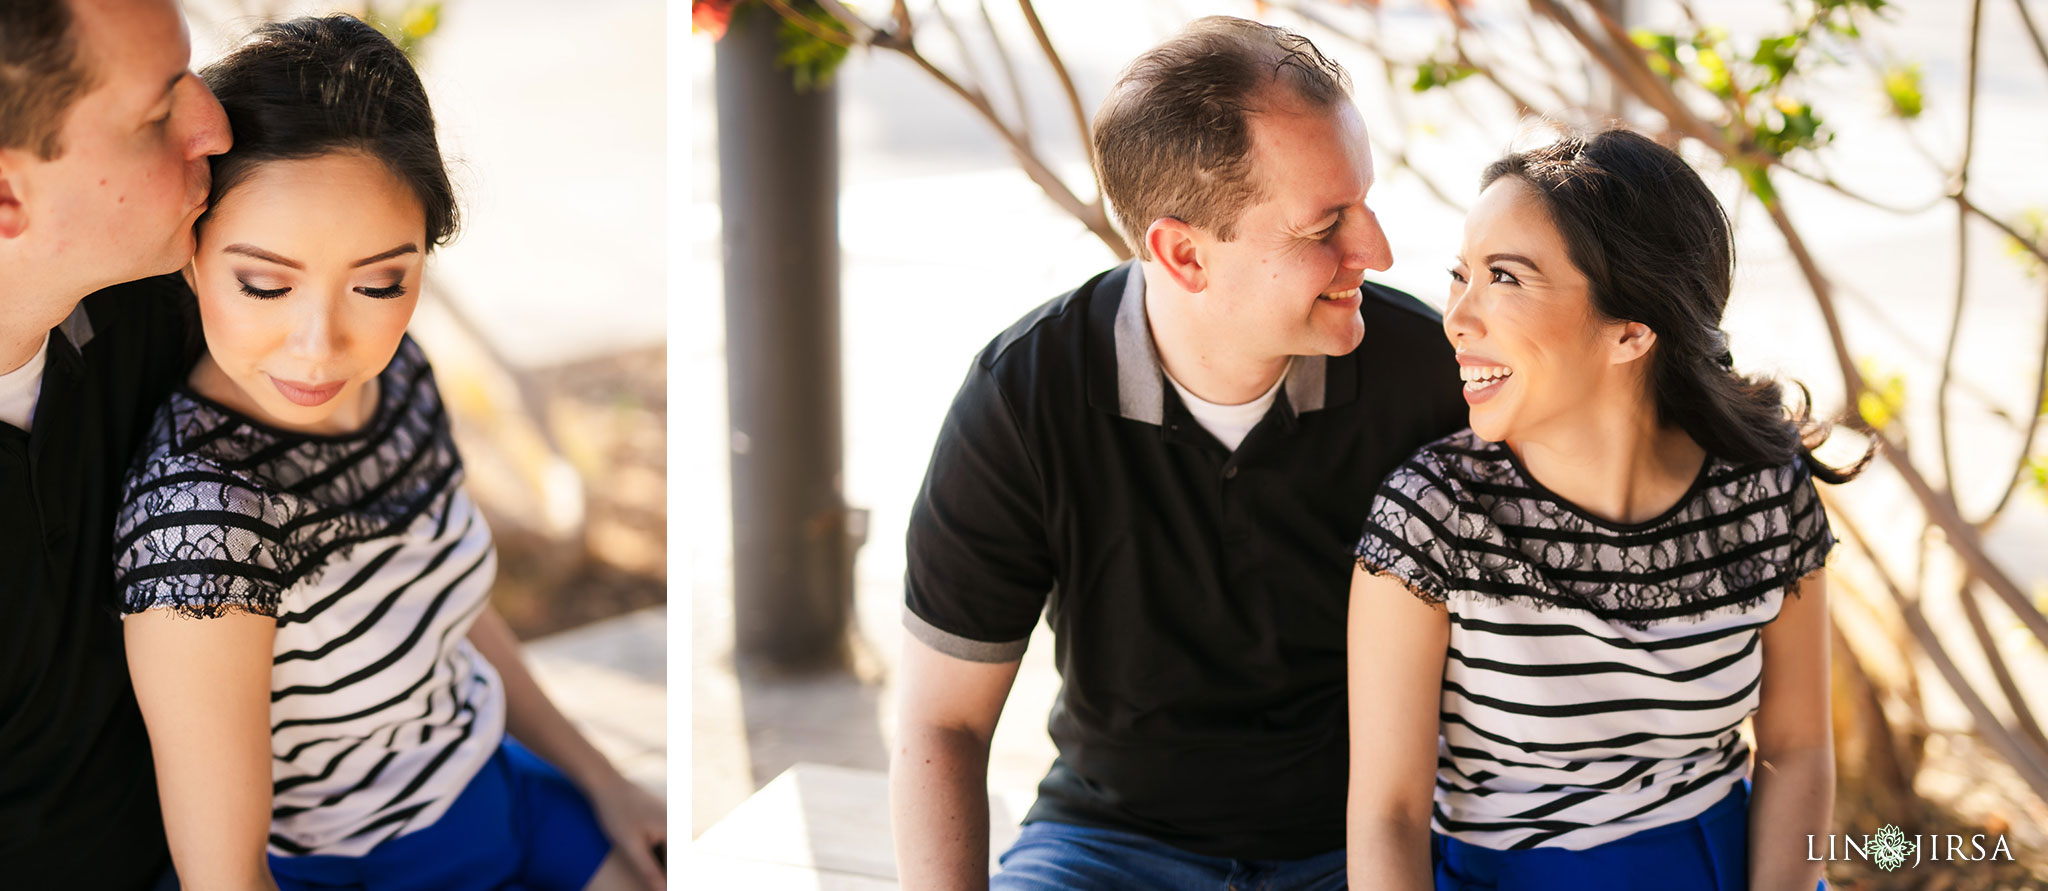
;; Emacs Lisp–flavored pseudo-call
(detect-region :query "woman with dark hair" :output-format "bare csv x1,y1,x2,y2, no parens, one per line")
112,16,664,891
1345,126,1861,890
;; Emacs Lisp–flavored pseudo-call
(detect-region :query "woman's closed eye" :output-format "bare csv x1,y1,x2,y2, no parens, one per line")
357,283,407,299
238,280,289,300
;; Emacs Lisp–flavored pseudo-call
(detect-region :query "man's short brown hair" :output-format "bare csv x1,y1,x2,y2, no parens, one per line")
1092,16,1350,260
1,0,94,160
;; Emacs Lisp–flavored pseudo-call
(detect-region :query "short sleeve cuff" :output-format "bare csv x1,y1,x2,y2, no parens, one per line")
902,605,1029,663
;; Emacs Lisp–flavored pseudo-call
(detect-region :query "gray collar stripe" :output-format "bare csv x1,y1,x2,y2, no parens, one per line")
1112,261,1165,425
58,302,94,351
1109,260,1330,424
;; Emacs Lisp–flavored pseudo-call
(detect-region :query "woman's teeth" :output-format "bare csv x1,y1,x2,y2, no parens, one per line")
1318,288,1360,301
1460,365,1513,391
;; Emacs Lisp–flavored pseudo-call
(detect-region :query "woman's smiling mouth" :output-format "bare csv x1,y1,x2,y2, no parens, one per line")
1458,359,1513,403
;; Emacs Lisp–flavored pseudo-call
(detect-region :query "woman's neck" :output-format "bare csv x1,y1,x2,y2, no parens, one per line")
1508,394,1706,526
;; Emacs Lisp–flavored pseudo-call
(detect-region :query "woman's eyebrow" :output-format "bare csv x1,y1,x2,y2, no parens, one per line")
351,244,420,267
223,243,302,269
1485,252,1540,271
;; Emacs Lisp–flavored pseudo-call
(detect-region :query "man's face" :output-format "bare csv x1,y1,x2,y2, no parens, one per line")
1189,95,1391,361
2,0,230,291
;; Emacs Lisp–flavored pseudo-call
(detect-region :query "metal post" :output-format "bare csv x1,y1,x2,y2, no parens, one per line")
715,9,855,672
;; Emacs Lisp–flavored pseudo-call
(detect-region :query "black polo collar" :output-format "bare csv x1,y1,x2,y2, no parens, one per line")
1084,259,1357,426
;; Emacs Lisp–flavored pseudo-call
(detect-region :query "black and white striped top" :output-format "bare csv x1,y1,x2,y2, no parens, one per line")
1353,428,1832,851
114,336,504,857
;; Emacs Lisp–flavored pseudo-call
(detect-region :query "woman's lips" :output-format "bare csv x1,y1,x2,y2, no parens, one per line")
270,375,346,407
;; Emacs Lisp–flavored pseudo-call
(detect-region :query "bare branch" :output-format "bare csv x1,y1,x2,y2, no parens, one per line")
1937,0,1988,498
762,0,855,48
1980,280,2048,527
978,0,1034,149
1957,193,2048,268
929,1,994,107
812,0,877,43
1827,496,2048,800
2016,0,2048,74
1016,1,1095,193
1958,576,2048,756
1771,162,1946,215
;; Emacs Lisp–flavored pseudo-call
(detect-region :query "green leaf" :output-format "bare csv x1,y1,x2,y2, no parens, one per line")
1632,29,1681,80
1856,357,1907,432
1695,45,1733,98
1882,61,1924,118
1733,157,1778,206
2004,207,2046,278
1410,59,1476,93
774,6,851,92
1750,35,1800,87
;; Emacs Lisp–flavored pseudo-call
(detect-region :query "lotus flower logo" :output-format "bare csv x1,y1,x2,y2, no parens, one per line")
1870,823,1916,872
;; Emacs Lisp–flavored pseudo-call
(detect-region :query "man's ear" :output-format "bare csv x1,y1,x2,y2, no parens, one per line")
1611,320,1657,365
0,151,27,240
1145,217,1208,293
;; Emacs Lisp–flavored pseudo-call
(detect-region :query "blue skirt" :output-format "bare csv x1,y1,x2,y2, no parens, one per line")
1432,782,1825,891
266,737,611,891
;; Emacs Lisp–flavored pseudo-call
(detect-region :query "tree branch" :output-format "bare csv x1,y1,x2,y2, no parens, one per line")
978,0,1034,149
763,0,855,47
1958,575,2048,756
1936,0,1987,500
1980,280,2048,528
2015,0,2048,75
1016,1,1095,197
1827,496,2048,801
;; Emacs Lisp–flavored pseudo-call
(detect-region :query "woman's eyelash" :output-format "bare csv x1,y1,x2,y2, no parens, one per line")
238,281,288,300
358,284,408,300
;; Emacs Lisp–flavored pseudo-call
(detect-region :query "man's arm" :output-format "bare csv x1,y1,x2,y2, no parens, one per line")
889,633,1021,890
1748,571,1834,891
124,610,279,891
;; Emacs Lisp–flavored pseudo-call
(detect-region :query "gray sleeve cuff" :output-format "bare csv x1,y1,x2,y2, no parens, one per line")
901,604,1029,663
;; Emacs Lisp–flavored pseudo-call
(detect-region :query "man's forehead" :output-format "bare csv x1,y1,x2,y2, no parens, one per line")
71,0,190,97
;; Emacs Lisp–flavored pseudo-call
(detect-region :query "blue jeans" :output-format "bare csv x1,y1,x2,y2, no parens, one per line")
992,821,1347,891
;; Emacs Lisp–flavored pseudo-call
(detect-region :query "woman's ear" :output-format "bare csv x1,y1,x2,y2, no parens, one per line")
1611,320,1657,365
1145,217,1208,294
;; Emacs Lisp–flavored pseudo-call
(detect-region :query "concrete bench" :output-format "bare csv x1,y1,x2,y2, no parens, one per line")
689,763,1034,887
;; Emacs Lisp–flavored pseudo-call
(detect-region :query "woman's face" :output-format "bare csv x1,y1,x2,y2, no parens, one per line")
188,150,425,435
1444,177,1639,443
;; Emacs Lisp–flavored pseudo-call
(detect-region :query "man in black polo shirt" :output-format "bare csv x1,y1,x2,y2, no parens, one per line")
0,0,230,886
891,15,1468,890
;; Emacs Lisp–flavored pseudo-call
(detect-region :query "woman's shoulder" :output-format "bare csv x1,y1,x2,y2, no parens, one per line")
1382,428,1507,496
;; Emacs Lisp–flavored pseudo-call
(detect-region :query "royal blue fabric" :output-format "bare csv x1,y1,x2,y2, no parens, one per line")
265,737,610,891
991,820,1348,890
1432,781,1827,891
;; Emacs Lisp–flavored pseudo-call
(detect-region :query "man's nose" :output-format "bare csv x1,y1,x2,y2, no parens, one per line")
1345,208,1394,272
179,75,232,159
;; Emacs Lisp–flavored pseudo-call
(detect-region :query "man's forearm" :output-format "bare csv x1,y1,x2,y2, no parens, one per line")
1748,746,1834,891
891,725,994,890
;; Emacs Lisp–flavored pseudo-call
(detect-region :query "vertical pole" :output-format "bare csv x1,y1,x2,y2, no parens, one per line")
715,9,853,672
